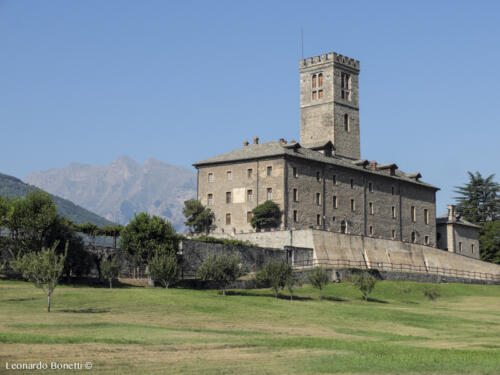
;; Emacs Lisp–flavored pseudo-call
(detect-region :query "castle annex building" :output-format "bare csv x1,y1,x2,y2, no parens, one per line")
193,51,479,260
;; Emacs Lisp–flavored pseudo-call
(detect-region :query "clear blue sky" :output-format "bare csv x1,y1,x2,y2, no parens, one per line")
1,0,499,215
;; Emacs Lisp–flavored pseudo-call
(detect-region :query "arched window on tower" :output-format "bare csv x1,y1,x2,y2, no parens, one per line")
312,74,317,88
318,73,323,87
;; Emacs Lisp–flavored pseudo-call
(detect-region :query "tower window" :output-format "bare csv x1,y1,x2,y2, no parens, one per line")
316,193,321,206
392,186,395,195
292,167,298,177
350,178,354,189
392,206,396,218
458,242,462,252
471,244,474,253
411,231,416,243
312,74,317,88
318,73,323,87
344,114,350,132
226,213,231,225
369,226,373,236
333,196,337,209
267,188,272,200
207,194,213,206
369,202,374,215
424,209,429,225
351,199,355,211
247,189,253,202
316,214,321,225
392,229,396,239
411,206,416,222
341,220,347,234
208,173,214,183
332,175,337,185
267,166,272,176
368,182,373,192
316,171,321,182
341,72,351,101
226,192,232,204
312,72,323,100
247,211,253,223
293,188,298,202
247,169,253,178
293,210,298,222
227,171,232,181
318,90,323,99
312,91,317,100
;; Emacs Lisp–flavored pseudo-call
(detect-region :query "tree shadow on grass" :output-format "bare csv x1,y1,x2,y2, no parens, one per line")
366,297,389,304
3,297,36,302
225,290,313,301
58,308,110,313
323,296,347,302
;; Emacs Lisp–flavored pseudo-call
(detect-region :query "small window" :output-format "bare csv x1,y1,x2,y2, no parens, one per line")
318,90,323,99
333,196,337,209
207,194,213,206
293,188,298,202
267,166,272,176
471,244,474,253
247,169,253,178
332,175,337,185
411,206,416,222
458,242,462,252
392,206,396,218
391,186,395,195
316,214,321,226
341,72,351,101
411,231,416,243
312,91,317,100
267,188,272,200
227,171,232,181
316,193,321,206
350,178,354,189
293,210,298,222
312,74,317,88
247,189,253,202
341,220,347,234
226,192,232,204
318,73,323,87
369,226,373,236
316,171,321,182
424,209,429,225
369,202,374,215
226,213,231,225
351,199,355,212
425,236,429,245
208,173,214,183
392,229,396,239
368,182,373,192
344,114,350,132
247,211,253,223
292,167,298,177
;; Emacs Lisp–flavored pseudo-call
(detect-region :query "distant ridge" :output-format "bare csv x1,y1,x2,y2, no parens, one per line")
25,156,197,232
0,172,115,227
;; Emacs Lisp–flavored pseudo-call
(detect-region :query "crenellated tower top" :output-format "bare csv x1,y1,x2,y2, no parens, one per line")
299,52,360,72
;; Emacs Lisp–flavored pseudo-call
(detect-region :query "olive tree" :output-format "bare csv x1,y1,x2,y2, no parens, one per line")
352,273,377,301
148,251,179,289
101,257,121,289
308,266,330,300
255,260,293,298
197,254,245,295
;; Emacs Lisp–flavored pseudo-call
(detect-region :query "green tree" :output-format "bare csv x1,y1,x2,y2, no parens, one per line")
250,201,281,230
454,172,500,223
255,260,293,298
478,221,500,264
120,213,179,266
352,273,377,301
101,257,121,289
183,200,215,234
308,267,330,300
285,272,303,301
148,251,179,288
11,241,67,312
197,254,245,295
423,285,440,304
100,225,124,248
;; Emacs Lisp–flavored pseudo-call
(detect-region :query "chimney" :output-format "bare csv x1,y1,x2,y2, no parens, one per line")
369,160,377,171
243,140,249,146
253,136,259,144
448,204,455,221
279,138,287,145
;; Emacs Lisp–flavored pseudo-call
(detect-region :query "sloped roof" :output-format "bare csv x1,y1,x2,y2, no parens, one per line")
193,141,439,189
436,215,480,228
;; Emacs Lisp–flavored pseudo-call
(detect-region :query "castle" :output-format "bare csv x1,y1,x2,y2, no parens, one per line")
193,51,480,260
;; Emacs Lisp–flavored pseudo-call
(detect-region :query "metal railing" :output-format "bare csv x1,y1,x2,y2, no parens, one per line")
293,258,500,282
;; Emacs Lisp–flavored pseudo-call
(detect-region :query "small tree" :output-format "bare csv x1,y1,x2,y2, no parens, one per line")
423,285,440,304
255,260,292,298
352,273,377,301
11,241,67,312
101,257,121,289
251,201,281,230
285,272,303,301
148,251,179,288
197,254,245,295
183,200,215,234
308,267,330,300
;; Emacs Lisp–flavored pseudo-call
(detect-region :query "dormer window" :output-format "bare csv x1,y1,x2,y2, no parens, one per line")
341,72,351,101
312,72,324,100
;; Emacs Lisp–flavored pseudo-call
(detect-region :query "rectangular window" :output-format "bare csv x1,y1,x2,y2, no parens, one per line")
247,211,253,223
333,196,337,209
332,175,337,185
312,91,317,100
318,73,323,87
368,182,373,192
425,236,429,245
392,229,396,239
316,214,321,225
247,189,253,202
369,202,374,215
392,206,396,218
471,244,474,253
350,178,354,189
247,169,253,178
207,193,213,206
312,74,317,88
293,188,298,202
411,206,416,222
293,210,298,223
267,188,272,200
341,72,351,101
316,171,321,182
344,114,350,132
208,173,214,183
391,186,395,195
225,213,231,225
351,199,355,211
318,90,323,99
316,193,321,206
424,209,429,225
226,192,232,204
292,167,298,177
267,166,272,176
369,226,373,236
227,171,232,181
458,242,462,252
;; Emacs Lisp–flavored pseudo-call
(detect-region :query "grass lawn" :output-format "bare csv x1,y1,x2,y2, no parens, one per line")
1,278,499,374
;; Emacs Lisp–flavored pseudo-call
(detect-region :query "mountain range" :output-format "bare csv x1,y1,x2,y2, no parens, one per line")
0,172,115,227
25,156,197,232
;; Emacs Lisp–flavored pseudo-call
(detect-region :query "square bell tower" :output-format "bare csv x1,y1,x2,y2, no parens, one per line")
299,52,361,160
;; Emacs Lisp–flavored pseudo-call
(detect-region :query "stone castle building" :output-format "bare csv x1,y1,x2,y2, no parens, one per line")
193,51,479,259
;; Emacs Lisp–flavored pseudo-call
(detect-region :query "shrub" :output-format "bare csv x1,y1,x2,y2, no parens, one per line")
197,254,245,295
352,273,377,301
423,285,440,302
148,252,179,289
187,235,257,247
255,260,292,298
101,257,121,289
308,267,330,300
